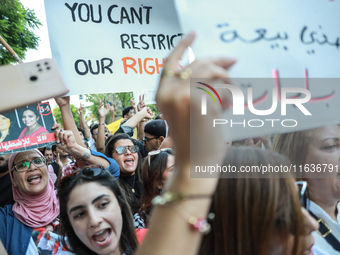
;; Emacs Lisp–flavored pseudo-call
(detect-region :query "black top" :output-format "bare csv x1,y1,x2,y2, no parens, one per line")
119,172,143,214
50,161,59,177
0,173,14,207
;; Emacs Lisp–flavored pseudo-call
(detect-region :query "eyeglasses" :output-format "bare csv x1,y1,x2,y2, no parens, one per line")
143,136,159,143
148,148,173,167
57,165,105,189
114,145,139,155
12,157,47,172
296,181,310,211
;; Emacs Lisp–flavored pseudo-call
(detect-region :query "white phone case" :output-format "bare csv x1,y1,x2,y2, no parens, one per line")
0,58,69,112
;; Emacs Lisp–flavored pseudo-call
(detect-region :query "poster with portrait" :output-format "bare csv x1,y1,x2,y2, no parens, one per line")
0,102,56,156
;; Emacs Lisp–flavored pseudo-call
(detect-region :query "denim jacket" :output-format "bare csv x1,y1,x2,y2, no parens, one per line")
0,205,33,255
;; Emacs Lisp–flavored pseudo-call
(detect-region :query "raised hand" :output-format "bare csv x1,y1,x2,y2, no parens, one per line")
137,94,146,111
156,31,236,191
54,96,70,108
107,103,115,113
98,98,109,118
77,103,85,115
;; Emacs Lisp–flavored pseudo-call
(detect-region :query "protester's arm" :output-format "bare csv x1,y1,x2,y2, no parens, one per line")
54,97,86,148
55,96,87,168
136,95,146,141
108,104,115,124
136,31,235,255
96,98,109,154
77,104,91,139
38,230,55,250
55,129,119,172
122,107,154,129
55,153,63,185
130,97,138,114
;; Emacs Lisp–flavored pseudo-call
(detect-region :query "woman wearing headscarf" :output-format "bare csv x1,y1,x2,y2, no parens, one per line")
0,148,59,254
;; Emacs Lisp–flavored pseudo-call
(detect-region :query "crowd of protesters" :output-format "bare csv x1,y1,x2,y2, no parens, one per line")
0,31,340,255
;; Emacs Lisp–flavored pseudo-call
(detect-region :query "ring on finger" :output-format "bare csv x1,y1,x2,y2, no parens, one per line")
161,67,175,78
179,67,192,80
162,67,192,80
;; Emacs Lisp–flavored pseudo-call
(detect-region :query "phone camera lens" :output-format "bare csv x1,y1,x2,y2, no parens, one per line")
30,76,38,81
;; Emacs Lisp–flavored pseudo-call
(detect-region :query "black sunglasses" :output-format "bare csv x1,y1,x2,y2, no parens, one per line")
143,136,159,143
296,181,310,211
57,165,106,189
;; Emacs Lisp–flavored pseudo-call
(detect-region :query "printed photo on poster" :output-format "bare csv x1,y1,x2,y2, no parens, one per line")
0,102,56,155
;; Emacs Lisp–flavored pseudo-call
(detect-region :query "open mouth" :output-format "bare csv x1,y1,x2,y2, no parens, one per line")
124,159,134,166
92,228,112,247
27,174,42,185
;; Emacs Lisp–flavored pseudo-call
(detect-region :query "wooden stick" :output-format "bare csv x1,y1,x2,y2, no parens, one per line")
0,35,23,63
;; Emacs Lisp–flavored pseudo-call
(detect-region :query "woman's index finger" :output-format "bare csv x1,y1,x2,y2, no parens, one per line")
165,31,196,70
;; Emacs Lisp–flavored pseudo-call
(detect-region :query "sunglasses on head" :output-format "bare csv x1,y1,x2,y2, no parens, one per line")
296,181,310,211
147,148,173,167
114,145,139,155
57,165,106,189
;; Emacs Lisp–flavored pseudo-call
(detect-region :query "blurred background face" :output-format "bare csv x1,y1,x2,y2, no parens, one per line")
163,154,175,180
0,114,10,131
55,146,69,157
303,125,340,201
143,133,161,153
125,109,134,120
92,128,98,142
12,150,49,195
44,149,53,165
22,110,38,127
0,154,11,174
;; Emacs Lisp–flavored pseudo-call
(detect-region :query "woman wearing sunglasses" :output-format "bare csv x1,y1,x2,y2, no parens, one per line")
274,125,340,254
57,165,137,255
105,133,143,213
134,148,175,228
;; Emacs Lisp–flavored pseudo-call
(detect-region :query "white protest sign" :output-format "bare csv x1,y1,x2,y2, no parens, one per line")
175,0,340,78
176,0,340,140
44,0,186,95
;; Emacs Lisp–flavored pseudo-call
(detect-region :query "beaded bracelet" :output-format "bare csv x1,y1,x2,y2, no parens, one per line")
152,191,214,234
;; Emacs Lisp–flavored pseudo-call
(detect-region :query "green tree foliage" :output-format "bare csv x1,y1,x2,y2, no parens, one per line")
0,0,41,65
52,105,80,128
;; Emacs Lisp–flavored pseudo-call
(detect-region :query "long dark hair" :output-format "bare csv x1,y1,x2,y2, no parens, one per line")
105,133,143,210
139,149,174,225
199,146,304,255
57,168,138,255
18,105,44,127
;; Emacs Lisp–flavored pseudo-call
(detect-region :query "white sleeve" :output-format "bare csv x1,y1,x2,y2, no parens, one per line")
25,237,39,255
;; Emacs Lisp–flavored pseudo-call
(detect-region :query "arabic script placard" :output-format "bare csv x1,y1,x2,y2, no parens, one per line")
0,103,56,155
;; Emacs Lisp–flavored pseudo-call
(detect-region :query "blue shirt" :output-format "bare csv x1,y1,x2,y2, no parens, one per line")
90,150,120,179
0,205,33,255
